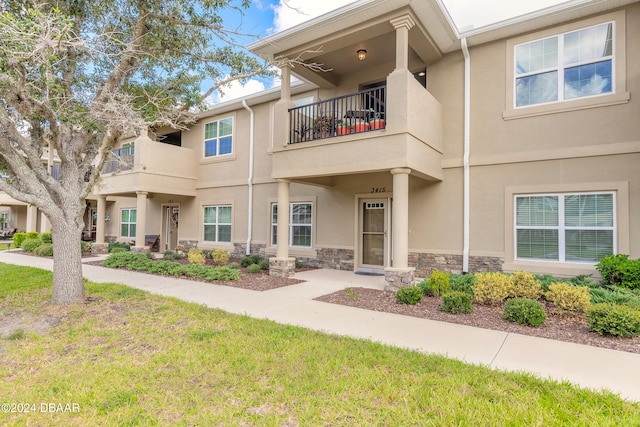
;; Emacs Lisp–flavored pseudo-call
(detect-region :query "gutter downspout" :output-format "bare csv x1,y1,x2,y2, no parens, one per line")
461,38,470,274
242,100,255,256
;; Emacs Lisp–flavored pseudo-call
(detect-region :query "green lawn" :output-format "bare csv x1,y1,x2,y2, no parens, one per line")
0,262,638,426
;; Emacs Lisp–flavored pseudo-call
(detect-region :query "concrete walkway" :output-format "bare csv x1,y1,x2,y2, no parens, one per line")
1,250,639,403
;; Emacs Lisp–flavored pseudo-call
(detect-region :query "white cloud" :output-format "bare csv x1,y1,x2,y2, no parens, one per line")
271,0,357,33
210,79,267,104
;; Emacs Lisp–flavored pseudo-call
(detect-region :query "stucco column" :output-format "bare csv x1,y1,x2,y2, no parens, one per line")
274,65,296,147
390,15,415,71
26,205,38,232
270,179,296,278
385,168,415,291
276,179,290,259
134,191,148,250
39,212,50,232
280,65,291,100
96,196,106,243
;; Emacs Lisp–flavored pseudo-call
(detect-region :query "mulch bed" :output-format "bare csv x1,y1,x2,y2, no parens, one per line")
314,287,640,354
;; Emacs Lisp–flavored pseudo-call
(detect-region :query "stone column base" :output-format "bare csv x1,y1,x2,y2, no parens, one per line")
269,257,296,278
90,243,109,255
131,246,151,253
384,267,416,292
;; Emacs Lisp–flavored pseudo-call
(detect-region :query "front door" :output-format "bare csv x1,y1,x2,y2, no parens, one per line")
163,205,179,251
359,199,389,272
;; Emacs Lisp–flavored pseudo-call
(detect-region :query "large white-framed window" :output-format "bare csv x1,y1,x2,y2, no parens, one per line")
120,208,137,238
515,192,615,263
515,21,613,108
203,117,233,158
271,202,313,248
203,205,232,243
0,212,8,229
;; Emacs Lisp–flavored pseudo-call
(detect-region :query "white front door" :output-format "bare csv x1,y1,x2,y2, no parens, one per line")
358,199,389,273
163,205,179,251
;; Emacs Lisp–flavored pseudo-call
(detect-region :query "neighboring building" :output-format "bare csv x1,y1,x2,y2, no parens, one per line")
4,0,639,288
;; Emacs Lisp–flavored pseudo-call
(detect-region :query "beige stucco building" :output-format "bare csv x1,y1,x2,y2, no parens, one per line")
3,0,638,286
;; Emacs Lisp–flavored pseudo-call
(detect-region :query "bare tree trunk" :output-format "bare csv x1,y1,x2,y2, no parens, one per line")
50,210,85,304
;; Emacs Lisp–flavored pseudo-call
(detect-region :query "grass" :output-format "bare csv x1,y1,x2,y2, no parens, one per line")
1,262,638,425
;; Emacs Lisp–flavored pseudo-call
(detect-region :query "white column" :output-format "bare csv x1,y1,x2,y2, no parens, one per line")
26,205,38,232
390,15,416,71
391,168,411,268
135,191,148,248
276,179,290,259
96,196,106,244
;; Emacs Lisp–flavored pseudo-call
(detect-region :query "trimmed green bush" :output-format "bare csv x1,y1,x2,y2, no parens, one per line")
510,271,543,300
472,272,513,304
396,286,423,305
103,252,153,269
21,238,43,253
545,283,591,314
40,232,53,244
449,274,475,296
596,254,640,289
423,270,450,296
258,259,270,270
247,264,261,274
440,291,473,314
227,262,240,270
586,303,640,337
241,254,263,267
12,232,27,248
503,298,547,327
26,231,40,240
34,243,53,257
108,242,131,253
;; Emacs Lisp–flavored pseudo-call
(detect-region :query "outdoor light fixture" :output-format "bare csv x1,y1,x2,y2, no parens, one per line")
357,49,367,61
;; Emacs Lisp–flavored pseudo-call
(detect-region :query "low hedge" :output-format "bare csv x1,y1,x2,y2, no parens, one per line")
586,303,640,337
396,286,423,305
503,298,546,327
34,243,54,257
21,238,43,253
440,291,473,314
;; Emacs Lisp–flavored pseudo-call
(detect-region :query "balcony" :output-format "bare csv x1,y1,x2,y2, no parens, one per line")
272,70,444,183
95,137,198,197
289,86,387,144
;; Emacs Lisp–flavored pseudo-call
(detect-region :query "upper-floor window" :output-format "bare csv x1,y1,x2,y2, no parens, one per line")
515,22,613,108
515,192,615,263
204,117,233,158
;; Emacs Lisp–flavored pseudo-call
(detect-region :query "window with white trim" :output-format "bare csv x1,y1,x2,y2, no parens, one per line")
514,21,613,107
203,205,232,243
515,193,615,263
120,208,137,238
271,202,313,248
204,117,233,157
0,212,7,229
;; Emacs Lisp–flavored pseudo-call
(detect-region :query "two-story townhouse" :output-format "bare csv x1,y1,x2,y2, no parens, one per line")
7,0,637,290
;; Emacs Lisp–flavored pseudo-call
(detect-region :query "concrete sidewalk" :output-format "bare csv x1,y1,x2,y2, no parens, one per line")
1,250,639,403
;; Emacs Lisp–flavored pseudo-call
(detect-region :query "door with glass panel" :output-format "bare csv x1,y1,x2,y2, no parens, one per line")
163,205,179,251
359,199,389,272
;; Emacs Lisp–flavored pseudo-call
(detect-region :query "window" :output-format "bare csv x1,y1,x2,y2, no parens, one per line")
0,212,7,229
204,117,233,157
121,142,135,157
515,193,615,263
203,205,232,243
271,202,313,248
515,22,613,107
121,208,136,238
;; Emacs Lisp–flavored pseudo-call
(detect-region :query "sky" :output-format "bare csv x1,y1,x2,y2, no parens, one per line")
213,0,569,103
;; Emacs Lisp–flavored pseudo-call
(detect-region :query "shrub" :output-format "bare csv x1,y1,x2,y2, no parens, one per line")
108,242,131,253
163,250,178,260
503,298,547,327
12,232,27,248
211,249,230,265
241,254,263,267
103,252,153,270
80,241,92,254
596,254,640,290
21,238,43,253
40,232,53,244
208,266,240,281
26,231,40,240
510,271,543,300
545,283,591,314
258,259,270,270
449,274,475,295
110,247,128,254
423,270,450,296
227,262,240,270
187,249,206,265
586,303,640,337
247,263,261,274
148,261,184,277
569,274,599,288
472,272,513,304
34,243,54,257
396,286,423,305
590,287,640,307
295,258,303,269
535,274,560,292
440,291,473,314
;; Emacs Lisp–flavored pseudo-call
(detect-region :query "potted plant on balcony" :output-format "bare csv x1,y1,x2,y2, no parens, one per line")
369,117,385,130
353,120,369,133
336,121,351,136
313,115,336,139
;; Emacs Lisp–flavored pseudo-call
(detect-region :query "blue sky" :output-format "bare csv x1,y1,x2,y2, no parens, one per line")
213,0,569,102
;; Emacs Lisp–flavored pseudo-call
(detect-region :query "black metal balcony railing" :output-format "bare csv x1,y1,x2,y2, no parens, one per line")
289,86,386,144
103,145,135,174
